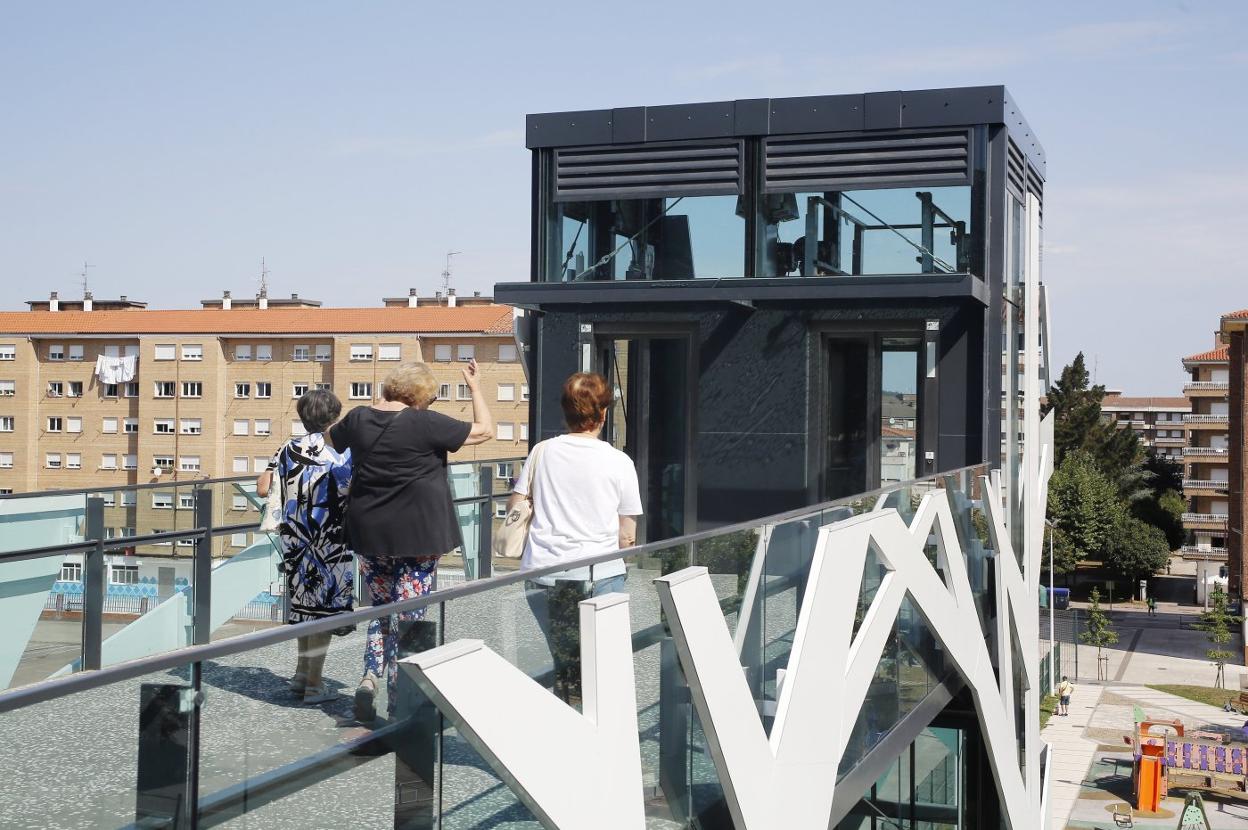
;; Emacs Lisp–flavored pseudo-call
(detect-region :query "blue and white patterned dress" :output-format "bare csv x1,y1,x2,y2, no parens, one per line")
271,433,354,623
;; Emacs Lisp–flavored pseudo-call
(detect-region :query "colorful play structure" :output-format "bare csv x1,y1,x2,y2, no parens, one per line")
1129,718,1248,812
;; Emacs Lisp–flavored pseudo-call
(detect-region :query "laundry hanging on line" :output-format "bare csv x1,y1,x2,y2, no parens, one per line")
94,354,137,384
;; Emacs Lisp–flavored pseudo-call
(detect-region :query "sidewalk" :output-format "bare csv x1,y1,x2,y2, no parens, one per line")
1044,683,1102,830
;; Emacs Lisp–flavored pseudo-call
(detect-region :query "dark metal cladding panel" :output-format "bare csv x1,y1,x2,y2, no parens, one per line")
864,91,903,130
1006,139,1026,200
734,98,770,135
763,129,971,193
898,86,1005,129
611,107,646,144
553,140,743,201
1002,87,1046,177
768,95,866,134
526,110,615,149
644,101,738,142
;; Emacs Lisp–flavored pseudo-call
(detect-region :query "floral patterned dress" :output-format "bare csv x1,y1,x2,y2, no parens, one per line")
271,433,354,623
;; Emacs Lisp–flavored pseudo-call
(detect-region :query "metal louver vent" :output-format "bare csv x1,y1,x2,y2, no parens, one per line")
1006,140,1026,199
1025,163,1043,201
553,140,743,202
763,130,971,193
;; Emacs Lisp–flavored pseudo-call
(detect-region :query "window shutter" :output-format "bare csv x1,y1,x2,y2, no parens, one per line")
763,129,971,193
553,140,743,202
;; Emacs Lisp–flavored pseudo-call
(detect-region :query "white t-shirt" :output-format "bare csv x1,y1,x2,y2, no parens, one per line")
514,434,643,585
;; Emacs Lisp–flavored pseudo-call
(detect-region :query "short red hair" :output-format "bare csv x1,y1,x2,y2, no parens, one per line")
561,372,613,432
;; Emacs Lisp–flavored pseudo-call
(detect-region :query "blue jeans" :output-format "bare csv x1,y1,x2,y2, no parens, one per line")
525,573,627,703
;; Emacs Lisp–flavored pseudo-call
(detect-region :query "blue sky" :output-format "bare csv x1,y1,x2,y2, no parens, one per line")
2,1,1245,394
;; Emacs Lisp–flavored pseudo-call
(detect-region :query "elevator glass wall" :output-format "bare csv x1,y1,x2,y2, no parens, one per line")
838,727,964,830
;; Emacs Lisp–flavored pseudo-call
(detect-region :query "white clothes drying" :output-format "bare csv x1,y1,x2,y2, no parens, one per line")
95,354,137,384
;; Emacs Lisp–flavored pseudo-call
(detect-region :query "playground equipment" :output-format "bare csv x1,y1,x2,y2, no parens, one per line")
1129,718,1248,812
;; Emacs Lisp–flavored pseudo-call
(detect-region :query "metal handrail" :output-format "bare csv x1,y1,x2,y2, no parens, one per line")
0,463,988,713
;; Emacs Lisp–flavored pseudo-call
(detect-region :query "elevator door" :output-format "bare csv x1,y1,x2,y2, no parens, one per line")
598,336,693,544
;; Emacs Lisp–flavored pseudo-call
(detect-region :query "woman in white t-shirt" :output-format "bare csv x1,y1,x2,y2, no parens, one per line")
507,371,642,703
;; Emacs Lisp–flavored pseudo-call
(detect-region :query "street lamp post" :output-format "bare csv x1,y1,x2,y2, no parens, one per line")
1046,519,1056,692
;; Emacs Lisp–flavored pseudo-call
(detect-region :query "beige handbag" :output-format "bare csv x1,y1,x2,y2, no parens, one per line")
492,442,545,560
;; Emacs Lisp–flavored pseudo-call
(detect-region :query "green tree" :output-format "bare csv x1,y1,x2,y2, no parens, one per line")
1142,451,1184,495
1132,488,1186,551
1042,353,1107,465
1195,585,1242,689
1104,514,1171,589
1080,587,1119,680
1047,450,1119,571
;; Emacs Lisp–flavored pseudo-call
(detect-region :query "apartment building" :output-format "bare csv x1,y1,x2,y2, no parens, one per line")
1180,339,1231,564
1099,393,1189,463
0,291,527,562
1215,310,1248,603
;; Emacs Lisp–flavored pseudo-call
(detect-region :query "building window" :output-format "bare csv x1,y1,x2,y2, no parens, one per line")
256,344,273,361
350,382,372,400
47,416,63,432
520,423,529,441
181,381,202,398
230,494,248,511
437,383,451,401
233,419,249,436
153,456,175,471
496,462,515,480
178,456,200,472
378,344,401,361
314,345,332,362
65,453,81,469
497,383,515,402
67,345,84,361
178,492,196,510
0,380,14,397
0,452,12,469
123,382,139,398
255,419,271,436
457,344,475,361
0,416,12,432
494,501,508,519
350,344,374,361
0,345,14,361
66,416,82,434
181,344,203,361
314,382,331,391
255,382,272,399
234,344,252,361
101,453,117,470
123,417,138,434
122,454,137,470
235,382,250,399
498,343,517,362
180,418,202,435
293,345,310,362
233,456,248,473
102,383,118,398
291,421,307,437
456,383,470,401
110,565,139,585
48,344,65,361
253,457,268,473
151,529,172,547
154,381,175,398
154,419,175,434
152,492,174,510
154,344,176,361
47,381,64,397
45,452,62,469
67,381,83,398
292,383,309,398
231,533,248,548
0,488,10,495
434,344,452,362
60,562,82,582
497,422,514,441
521,383,529,401
99,492,115,506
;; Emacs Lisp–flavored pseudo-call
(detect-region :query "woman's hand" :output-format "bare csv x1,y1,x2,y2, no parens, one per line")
462,358,481,388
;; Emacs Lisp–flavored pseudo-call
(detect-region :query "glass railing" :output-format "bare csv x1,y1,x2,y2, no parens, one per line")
0,462,989,829
0,458,522,693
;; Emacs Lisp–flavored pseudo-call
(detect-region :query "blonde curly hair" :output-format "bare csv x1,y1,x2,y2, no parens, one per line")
382,362,438,406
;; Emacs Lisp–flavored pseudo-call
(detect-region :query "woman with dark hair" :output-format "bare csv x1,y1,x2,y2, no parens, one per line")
256,388,354,704
506,372,642,702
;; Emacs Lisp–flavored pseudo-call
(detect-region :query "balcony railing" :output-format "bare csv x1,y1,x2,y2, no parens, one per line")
0,463,995,829
1184,413,1229,424
1154,436,1186,445
1183,446,1229,457
1179,546,1228,560
1182,512,1229,526
1184,381,1229,392
1183,479,1229,492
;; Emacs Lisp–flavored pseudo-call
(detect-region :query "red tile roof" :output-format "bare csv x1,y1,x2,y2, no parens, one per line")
1182,345,1229,363
1222,309,1248,320
0,305,515,336
1101,395,1189,410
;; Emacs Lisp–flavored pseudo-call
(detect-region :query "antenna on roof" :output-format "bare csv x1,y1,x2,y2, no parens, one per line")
441,251,461,295
80,262,95,296
259,257,270,297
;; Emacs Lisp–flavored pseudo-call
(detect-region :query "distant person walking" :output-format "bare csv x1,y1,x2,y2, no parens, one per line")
327,360,493,722
256,389,354,704
1147,595,1157,616
1057,676,1075,716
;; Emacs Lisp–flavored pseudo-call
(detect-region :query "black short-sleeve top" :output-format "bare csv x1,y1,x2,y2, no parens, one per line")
329,406,472,558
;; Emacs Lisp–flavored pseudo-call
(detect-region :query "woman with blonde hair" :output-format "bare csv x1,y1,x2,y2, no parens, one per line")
328,359,493,721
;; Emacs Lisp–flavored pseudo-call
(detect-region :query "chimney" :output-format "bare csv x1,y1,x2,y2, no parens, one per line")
473,291,481,298
291,293,298,300
447,288,457,308
258,286,268,310
222,290,232,310
120,295,127,301
49,291,59,312
408,288,418,308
